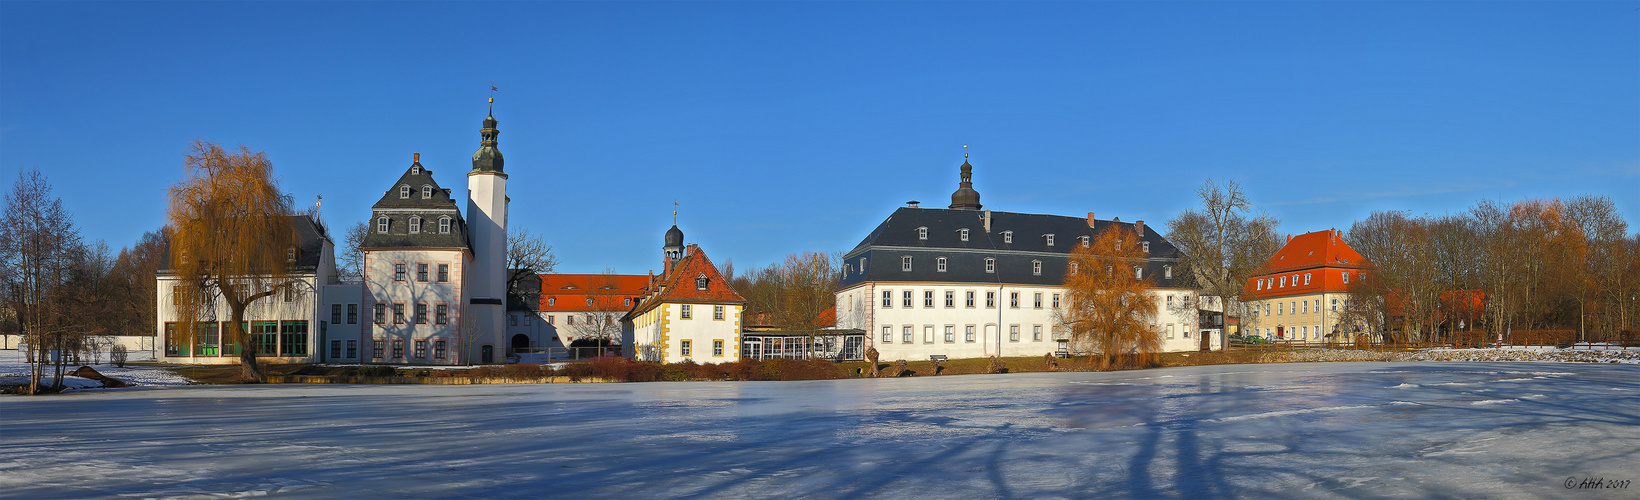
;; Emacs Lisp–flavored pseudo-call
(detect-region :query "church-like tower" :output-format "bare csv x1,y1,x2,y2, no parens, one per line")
467,102,509,363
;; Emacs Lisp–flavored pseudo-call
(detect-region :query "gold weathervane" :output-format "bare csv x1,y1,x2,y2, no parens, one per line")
963,144,968,159
489,82,497,104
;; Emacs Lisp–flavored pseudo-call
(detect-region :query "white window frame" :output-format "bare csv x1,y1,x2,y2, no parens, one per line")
422,185,432,199
936,257,947,272
399,185,410,199
1032,260,1042,276
959,228,969,241
902,256,913,271
408,216,421,234
439,216,451,234
377,216,389,233
917,227,928,240
1003,231,1013,244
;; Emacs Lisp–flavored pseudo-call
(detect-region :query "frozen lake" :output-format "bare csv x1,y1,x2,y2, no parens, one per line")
4,362,1638,499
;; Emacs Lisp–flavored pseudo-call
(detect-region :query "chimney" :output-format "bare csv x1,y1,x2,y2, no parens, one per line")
1087,212,1096,227
413,152,420,163
1135,220,1145,235
983,210,992,232
907,200,920,208
1287,235,1293,244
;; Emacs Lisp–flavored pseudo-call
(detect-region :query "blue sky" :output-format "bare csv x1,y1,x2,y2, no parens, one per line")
3,1,1636,274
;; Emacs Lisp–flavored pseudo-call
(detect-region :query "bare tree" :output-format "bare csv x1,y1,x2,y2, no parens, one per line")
1165,179,1281,321
337,221,368,283
108,229,170,338
567,269,626,345
167,141,298,382
730,252,839,331
1058,224,1161,369
507,228,558,298
0,169,85,394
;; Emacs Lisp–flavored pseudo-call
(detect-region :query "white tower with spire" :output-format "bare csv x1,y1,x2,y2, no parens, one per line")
466,97,509,363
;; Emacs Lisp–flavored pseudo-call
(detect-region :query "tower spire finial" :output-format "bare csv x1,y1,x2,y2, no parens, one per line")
673,199,679,225
964,144,968,159
488,82,497,112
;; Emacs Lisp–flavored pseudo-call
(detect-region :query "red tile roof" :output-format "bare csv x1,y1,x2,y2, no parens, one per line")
1242,229,1369,300
629,245,746,316
537,274,649,311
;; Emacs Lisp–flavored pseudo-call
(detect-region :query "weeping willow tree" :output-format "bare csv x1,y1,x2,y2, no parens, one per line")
168,141,296,382
1059,224,1161,369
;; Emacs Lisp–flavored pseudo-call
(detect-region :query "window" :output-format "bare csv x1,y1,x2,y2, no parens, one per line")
883,290,893,308
436,304,448,325
374,304,386,324
414,340,427,358
965,291,975,308
936,257,947,272
1280,276,1287,287
372,340,384,359
681,340,693,357
1032,260,1042,276
985,258,995,273
1342,272,1350,284
1302,301,1309,314
1304,273,1311,285
278,321,308,356
1080,235,1090,247
347,304,358,324
1331,299,1338,312
714,305,725,320
1003,231,1013,244
1052,293,1060,309
546,315,554,325
1010,325,1020,342
1033,325,1043,342
1257,279,1264,290
924,326,934,343
1010,292,1020,308
439,217,451,234
434,340,446,359
393,303,406,324
411,165,420,175
1053,325,1063,340
346,339,357,359
1278,302,1284,315
409,217,421,234
625,298,632,307
1167,324,1176,340
586,298,594,306
1034,292,1043,309
547,298,556,307
986,291,995,308
1070,262,1078,275
918,227,928,240
924,290,934,308
1291,301,1297,316
1143,241,1150,252
1135,266,1144,280
681,304,692,319
417,263,429,282
283,285,294,302
944,291,954,308
860,258,867,274
902,256,912,271
959,228,969,241
392,339,404,358
713,340,724,357
1045,234,1055,246
882,326,893,343
965,325,976,343
437,264,449,282
903,326,913,343
567,316,574,325
696,276,709,290
944,325,955,343
399,185,410,199
422,185,432,199
394,263,407,282
1164,266,1172,279
903,290,913,308
332,304,343,325
509,314,518,327
287,247,296,265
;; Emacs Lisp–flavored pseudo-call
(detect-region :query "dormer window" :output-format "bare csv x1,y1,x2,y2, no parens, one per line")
1164,265,1172,279
399,185,410,199
985,258,995,273
548,298,556,307
1002,231,1013,244
1080,236,1090,247
411,165,421,175
696,275,709,290
1032,260,1042,276
377,216,389,233
959,228,969,242
936,257,947,272
1342,272,1350,284
438,216,451,234
902,256,912,271
859,257,866,274
286,247,296,264
1070,262,1078,275
1045,234,1055,246
422,185,432,199
917,227,928,241
1258,278,1264,290
1304,273,1312,285
408,216,421,234
1135,266,1144,279
587,298,594,306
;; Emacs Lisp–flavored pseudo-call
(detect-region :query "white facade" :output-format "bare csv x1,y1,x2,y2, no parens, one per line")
465,172,508,363
629,302,743,364
835,282,1202,360
362,248,469,364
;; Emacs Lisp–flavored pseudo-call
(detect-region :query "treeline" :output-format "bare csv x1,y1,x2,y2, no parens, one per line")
723,252,840,331
1341,196,1639,342
1,170,170,393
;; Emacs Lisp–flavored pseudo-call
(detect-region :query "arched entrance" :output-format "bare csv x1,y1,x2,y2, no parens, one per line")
511,334,531,357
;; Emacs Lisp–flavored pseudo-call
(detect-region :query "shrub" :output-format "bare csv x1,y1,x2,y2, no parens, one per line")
501,364,550,379
110,345,128,368
358,366,397,377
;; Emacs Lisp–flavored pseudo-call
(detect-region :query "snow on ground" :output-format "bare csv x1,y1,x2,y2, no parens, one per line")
3,361,1637,499
0,349,192,391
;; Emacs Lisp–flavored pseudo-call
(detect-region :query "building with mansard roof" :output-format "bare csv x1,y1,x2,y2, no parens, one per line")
623,224,747,364
833,156,1219,360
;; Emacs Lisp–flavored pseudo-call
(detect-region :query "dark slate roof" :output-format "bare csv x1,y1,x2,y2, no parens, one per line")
362,161,470,250
839,207,1187,288
159,215,328,273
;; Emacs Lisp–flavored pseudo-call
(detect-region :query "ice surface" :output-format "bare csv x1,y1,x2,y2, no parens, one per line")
3,362,1638,499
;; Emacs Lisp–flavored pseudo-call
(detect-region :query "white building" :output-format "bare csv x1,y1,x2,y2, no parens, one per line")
624,226,746,364
833,157,1207,360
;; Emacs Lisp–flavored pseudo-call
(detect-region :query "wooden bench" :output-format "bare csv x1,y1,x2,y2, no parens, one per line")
929,354,948,362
